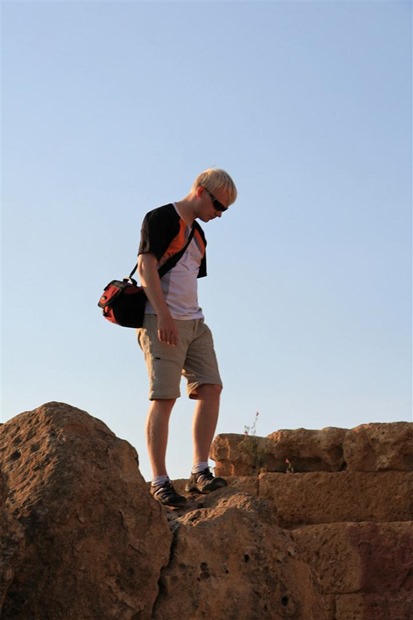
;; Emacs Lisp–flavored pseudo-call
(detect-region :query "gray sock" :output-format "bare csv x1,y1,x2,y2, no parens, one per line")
191,462,209,475
152,475,169,487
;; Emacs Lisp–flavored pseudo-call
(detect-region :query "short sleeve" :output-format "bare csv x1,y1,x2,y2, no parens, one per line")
138,204,180,261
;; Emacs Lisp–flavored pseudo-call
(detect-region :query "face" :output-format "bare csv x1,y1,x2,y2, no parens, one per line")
198,186,230,222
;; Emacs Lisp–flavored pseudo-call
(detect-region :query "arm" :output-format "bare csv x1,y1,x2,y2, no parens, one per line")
137,253,179,345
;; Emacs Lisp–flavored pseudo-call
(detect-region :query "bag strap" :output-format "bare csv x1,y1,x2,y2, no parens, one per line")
128,225,196,280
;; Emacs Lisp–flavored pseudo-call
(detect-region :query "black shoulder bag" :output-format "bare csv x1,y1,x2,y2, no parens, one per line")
98,227,195,328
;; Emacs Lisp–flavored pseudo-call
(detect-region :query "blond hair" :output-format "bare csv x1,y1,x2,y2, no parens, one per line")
192,168,237,205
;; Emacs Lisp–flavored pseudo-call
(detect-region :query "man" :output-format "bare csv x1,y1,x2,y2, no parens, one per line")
136,168,237,508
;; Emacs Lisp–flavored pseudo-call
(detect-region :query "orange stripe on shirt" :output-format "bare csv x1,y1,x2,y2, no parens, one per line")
158,219,188,268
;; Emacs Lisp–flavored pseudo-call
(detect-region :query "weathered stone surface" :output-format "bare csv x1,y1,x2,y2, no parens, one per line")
212,423,413,476
211,428,347,476
267,427,347,472
2,404,412,619
335,592,413,620
211,433,279,475
0,471,24,610
291,522,413,595
223,475,260,496
153,489,328,620
343,422,413,471
259,472,413,527
0,402,172,620
174,475,259,498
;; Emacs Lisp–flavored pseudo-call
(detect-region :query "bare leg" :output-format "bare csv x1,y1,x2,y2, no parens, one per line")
146,398,176,478
191,384,222,465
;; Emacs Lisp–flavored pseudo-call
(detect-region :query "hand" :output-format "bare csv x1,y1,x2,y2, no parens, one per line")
157,313,179,346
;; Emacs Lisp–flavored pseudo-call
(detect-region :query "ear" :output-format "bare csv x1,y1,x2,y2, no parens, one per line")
196,185,205,198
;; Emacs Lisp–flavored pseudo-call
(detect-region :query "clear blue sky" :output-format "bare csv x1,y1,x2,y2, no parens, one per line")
2,0,412,481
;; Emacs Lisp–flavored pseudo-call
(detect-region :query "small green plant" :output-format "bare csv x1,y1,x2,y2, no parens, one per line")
240,412,267,474
244,411,259,437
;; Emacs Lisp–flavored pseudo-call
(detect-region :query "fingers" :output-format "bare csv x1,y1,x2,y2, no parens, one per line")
157,314,179,346
160,334,178,346
158,328,179,346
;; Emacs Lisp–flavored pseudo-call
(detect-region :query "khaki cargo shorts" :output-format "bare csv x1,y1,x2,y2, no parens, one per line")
137,315,223,400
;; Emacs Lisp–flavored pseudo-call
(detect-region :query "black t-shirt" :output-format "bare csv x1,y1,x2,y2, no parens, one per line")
138,203,207,278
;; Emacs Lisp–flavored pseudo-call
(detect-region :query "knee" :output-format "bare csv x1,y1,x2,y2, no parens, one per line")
196,383,222,400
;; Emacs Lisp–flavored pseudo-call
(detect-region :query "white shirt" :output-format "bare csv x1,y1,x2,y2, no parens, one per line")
145,206,204,320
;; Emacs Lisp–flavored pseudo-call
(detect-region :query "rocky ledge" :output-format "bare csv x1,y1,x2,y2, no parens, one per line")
1,402,412,619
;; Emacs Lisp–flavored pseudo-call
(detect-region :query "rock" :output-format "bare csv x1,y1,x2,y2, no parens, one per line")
153,489,328,620
2,404,412,619
291,522,413,595
0,402,172,620
343,422,413,471
174,475,259,498
259,472,413,527
267,427,347,472
334,592,413,620
211,433,278,476
212,423,413,476
211,427,347,476
0,471,24,610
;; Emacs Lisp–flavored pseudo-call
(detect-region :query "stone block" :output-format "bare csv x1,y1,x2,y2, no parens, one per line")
259,472,413,527
343,422,413,472
267,427,347,472
211,433,279,476
291,522,413,594
335,592,413,620
211,428,348,476
212,423,413,477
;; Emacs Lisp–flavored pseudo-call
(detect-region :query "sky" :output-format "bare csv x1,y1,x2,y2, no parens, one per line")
2,0,412,482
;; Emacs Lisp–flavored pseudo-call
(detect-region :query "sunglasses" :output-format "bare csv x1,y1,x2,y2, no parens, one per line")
204,188,228,212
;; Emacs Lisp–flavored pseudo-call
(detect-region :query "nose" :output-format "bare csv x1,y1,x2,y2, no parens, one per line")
215,210,222,218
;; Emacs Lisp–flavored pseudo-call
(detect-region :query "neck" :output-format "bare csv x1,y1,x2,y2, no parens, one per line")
175,197,196,227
